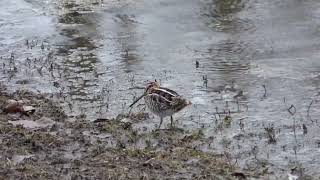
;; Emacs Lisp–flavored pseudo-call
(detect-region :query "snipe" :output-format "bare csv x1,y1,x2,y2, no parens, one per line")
129,81,191,129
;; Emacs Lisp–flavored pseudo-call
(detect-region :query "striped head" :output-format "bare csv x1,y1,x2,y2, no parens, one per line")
145,81,160,94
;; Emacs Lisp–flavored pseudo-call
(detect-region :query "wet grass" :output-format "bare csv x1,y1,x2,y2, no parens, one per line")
0,87,265,179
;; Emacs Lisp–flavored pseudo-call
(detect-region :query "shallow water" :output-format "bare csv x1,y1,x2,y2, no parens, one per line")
1,0,320,178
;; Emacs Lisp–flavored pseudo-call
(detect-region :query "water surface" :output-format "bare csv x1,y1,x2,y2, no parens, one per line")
1,0,320,178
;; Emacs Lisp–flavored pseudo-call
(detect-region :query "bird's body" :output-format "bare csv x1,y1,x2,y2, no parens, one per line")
130,81,191,128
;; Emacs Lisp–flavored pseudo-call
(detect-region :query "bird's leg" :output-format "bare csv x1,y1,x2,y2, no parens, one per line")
158,117,163,129
170,116,173,128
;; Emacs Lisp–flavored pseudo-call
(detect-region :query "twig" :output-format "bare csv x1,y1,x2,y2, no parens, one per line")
203,75,208,88
307,100,314,123
262,85,267,98
213,113,219,122
195,60,199,68
236,100,240,112
302,124,307,135
293,117,298,164
239,118,244,131
215,107,220,120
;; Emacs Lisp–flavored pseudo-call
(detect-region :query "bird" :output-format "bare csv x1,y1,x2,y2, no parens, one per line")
129,81,191,129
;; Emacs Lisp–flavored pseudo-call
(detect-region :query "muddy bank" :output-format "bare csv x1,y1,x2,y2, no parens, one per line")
0,86,274,179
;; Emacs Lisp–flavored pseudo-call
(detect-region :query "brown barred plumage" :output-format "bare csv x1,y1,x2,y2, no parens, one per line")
129,81,191,129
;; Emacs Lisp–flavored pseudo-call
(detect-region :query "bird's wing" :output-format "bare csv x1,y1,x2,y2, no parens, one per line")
149,88,179,102
170,96,190,112
146,92,172,108
158,87,179,96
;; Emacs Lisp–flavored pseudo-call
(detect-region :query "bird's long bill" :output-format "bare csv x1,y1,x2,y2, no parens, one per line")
129,93,146,108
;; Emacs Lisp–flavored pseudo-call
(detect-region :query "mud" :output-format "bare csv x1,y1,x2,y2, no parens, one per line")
0,85,266,179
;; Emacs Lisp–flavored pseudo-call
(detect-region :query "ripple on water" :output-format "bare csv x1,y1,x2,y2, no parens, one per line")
207,17,256,33
201,0,256,33
193,39,253,73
